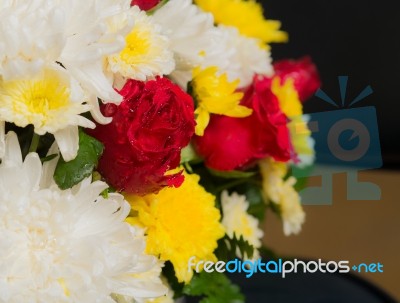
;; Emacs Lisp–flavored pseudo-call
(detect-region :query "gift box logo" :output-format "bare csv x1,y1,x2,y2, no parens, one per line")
293,76,382,205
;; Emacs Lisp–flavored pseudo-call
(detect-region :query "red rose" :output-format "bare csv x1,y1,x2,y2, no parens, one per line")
131,0,160,11
193,75,292,171
89,77,195,195
273,57,321,102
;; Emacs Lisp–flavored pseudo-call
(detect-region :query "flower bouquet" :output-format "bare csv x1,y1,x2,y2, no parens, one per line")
0,0,320,302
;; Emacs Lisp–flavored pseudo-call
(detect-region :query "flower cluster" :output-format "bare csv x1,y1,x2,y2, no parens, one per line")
0,0,320,302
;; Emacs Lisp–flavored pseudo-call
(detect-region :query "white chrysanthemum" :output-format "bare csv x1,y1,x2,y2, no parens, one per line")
0,66,94,161
217,26,273,88
0,0,133,124
56,0,133,123
0,0,64,80
221,191,264,259
259,158,305,236
152,0,234,88
152,0,272,89
108,6,174,82
0,132,167,303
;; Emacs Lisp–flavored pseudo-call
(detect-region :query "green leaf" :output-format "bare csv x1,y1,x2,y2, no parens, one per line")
268,202,282,219
215,234,255,262
183,271,244,303
290,164,315,192
40,154,58,164
100,188,109,199
180,143,201,164
54,129,104,190
208,169,256,179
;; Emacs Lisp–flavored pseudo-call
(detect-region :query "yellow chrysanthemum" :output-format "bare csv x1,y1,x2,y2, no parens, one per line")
125,172,225,284
108,6,174,81
259,158,305,236
195,0,288,44
191,66,252,136
272,77,302,117
272,77,314,166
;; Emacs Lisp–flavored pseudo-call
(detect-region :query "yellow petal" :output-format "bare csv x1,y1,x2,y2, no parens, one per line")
224,104,253,117
272,77,303,117
195,108,210,136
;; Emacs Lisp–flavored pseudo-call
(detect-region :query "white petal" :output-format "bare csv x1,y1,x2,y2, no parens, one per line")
116,283,167,299
89,95,113,125
3,131,22,165
23,153,42,191
74,180,108,203
67,64,122,103
54,126,79,162
40,142,60,189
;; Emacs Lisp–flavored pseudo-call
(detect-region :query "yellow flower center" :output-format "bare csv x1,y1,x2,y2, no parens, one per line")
0,71,70,122
120,28,151,65
21,81,69,115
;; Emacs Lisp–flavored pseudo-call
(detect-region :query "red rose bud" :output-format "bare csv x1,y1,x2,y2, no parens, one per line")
131,0,160,11
194,76,292,171
89,78,195,195
273,57,321,102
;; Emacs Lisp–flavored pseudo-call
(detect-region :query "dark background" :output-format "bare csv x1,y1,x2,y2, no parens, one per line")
260,0,400,168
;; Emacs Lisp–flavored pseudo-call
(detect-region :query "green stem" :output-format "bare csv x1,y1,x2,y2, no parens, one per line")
28,133,40,153
214,178,262,194
214,178,249,193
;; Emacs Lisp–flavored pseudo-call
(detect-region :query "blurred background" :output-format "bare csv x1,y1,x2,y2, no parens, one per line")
258,0,400,300
263,0,399,168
